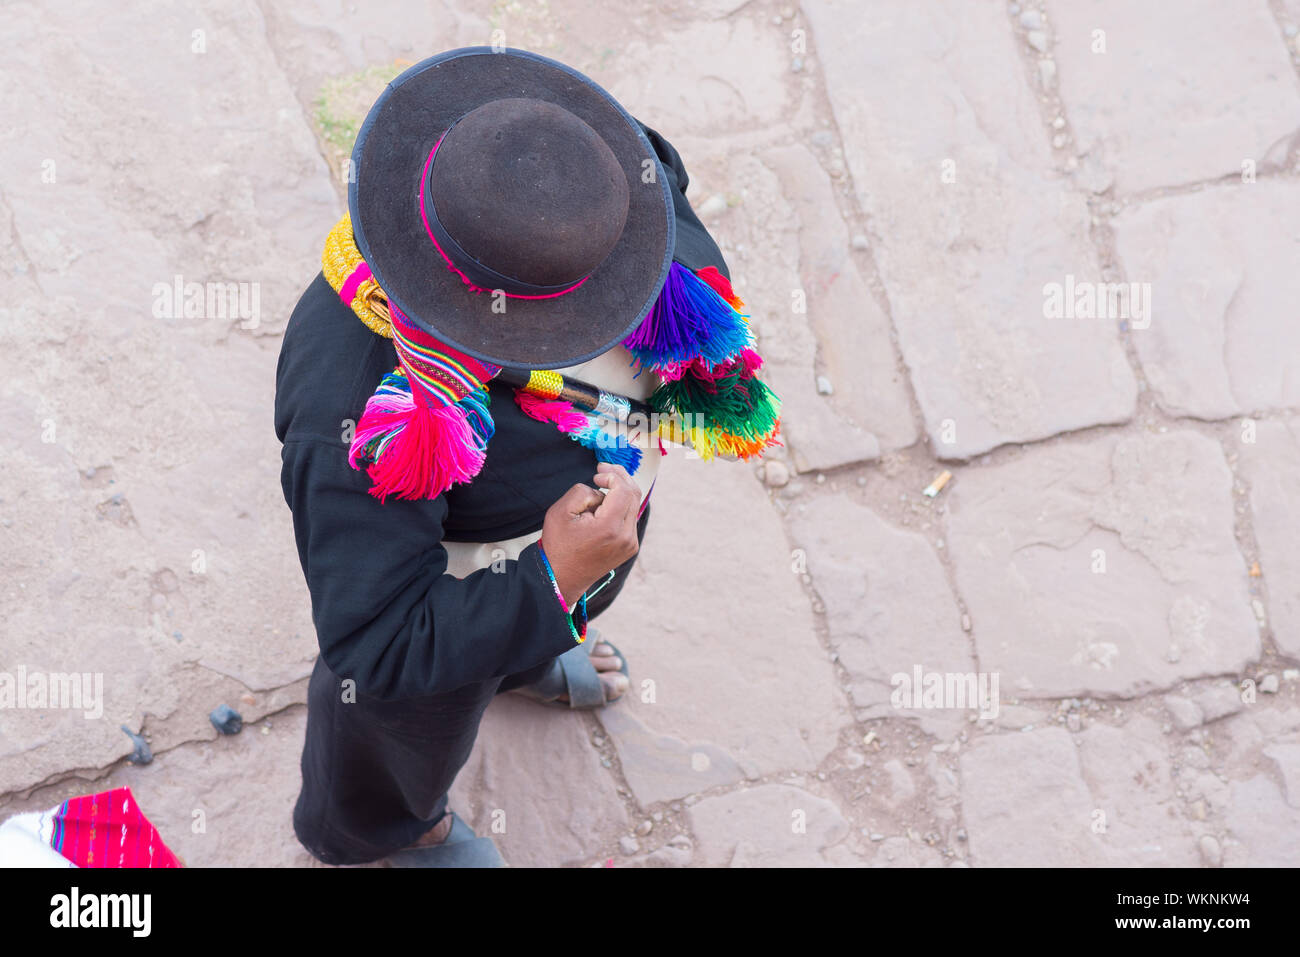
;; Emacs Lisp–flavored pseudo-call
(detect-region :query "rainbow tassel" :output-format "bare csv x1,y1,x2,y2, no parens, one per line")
349,370,495,502
649,350,782,461
515,391,642,474
623,262,751,369
657,415,782,462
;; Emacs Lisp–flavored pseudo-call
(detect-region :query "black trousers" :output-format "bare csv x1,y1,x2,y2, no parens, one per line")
292,507,647,866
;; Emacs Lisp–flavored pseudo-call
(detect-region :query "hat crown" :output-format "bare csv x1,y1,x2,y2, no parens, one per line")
427,97,631,288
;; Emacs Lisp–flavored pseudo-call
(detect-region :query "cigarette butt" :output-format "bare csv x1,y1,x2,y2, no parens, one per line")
1249,561,1261,577
923,470,953,498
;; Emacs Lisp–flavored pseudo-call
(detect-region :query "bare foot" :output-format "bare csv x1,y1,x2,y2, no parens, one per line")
558,641,628,705
409,814,454,848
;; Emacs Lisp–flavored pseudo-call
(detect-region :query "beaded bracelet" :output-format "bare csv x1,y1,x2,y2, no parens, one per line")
537,541,588,644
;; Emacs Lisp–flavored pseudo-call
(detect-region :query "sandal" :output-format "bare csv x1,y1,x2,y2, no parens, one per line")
384,812,507,868
510,628,630,710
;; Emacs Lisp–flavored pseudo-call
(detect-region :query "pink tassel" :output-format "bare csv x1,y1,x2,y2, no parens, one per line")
650,348,764,384
349,379,488,502
652,361,691,382
514,390,590,433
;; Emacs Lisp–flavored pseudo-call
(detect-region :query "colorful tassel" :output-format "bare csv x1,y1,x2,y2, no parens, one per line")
623,262,751,369
658,415,782,462
574,416,643,472
655,347,764,383
694,265,746,311
513,390,591,432
651,360,779,434
515,391,643,474
348,370,495,502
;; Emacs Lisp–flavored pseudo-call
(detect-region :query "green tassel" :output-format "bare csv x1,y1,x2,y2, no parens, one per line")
650,369,780,440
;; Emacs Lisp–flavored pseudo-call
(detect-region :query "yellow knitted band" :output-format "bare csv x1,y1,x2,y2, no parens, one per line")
322,213,392,338
526,369,564,399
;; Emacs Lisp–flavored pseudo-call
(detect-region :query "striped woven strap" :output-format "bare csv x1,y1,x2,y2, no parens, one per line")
390,304,501,408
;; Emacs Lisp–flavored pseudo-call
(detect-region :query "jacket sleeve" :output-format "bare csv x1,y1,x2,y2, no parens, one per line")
280,435,583,701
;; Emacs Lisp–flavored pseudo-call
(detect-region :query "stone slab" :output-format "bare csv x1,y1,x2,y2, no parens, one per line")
1049,0,1300,192
946,430,1259,697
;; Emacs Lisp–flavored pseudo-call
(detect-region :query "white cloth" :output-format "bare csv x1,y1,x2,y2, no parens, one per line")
0,808,75,868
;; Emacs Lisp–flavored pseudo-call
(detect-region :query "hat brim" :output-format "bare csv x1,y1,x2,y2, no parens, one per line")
349,47,675,371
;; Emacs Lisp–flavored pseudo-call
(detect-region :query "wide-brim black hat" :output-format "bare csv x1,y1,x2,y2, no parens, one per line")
349,47,676,370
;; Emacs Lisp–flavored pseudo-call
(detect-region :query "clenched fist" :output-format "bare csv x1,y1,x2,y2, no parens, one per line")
541,462,642,607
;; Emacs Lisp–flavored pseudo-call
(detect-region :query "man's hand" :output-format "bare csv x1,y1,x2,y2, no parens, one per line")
541,462,641,608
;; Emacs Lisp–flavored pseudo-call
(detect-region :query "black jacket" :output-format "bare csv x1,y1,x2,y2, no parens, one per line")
273,124,725,701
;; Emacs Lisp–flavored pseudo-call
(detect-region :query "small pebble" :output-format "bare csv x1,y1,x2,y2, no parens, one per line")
763,460,790,488
1260,673,1279,694
209,704,243,735
1026,30,1048,53
869,832,885,842
619,835,639,856
636,820,653,836
816,375,834,395
850,234,870,251
697,194,727,219
1252,598,1267,625
1018,9,1042,29
1198,834,1222,867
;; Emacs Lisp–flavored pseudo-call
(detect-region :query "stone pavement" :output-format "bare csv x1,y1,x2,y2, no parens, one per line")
1,0,1299,867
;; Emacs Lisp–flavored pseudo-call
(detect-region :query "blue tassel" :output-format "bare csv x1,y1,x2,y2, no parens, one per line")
623,263,751,369
568,413,642,474
457,390,495,445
